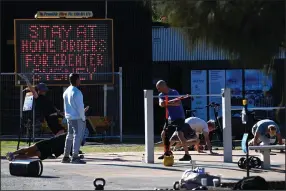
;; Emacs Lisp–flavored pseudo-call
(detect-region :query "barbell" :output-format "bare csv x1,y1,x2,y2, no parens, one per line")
237,156,262,169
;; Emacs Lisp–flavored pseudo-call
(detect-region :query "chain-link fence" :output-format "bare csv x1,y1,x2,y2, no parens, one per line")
0,70,122,142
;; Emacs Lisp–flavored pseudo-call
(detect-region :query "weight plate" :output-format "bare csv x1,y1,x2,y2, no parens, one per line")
237,157,246,169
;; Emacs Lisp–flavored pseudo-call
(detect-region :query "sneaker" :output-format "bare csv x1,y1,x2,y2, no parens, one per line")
71,157,86,164
158,151,173,160
6,152,15,161
179,154,192,161
158,154,165,160
79,154,84,159
61,156,71,163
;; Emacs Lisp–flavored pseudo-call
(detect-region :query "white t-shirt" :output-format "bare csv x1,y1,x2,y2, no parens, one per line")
185,117,209,135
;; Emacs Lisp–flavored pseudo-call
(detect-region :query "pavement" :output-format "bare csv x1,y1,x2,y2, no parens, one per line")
1,150,285,190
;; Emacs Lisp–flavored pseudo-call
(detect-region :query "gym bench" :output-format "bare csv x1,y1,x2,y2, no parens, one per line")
248,145,285,170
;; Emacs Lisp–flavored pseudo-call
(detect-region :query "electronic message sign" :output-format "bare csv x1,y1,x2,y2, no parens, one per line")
14,19,114,85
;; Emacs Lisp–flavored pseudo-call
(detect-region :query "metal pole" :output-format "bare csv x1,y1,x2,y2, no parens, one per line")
32,72,35,143
17,85,24,150
284,0,286,140
246,144,250,177
119,67,123,142
20,85,23,124
105,0,108,18
222,88,233,162
284,3,286,189
144,89,154,163
103,84,107,116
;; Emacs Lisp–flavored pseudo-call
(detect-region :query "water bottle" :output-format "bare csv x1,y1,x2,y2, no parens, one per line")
241,107,247,124
197,167,205,174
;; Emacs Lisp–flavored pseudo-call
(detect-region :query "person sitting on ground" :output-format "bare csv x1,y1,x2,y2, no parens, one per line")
19,74,65,136
6,131,89,162
183,117,217,154
248,119,283,146
156,80,191,161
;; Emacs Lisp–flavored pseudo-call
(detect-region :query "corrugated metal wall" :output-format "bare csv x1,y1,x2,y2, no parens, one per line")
152,27,286,61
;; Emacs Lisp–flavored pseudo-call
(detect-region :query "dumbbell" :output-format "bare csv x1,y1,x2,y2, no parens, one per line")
237,156,262,169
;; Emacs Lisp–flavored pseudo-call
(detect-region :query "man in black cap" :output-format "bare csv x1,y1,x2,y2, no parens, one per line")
19,74,65,136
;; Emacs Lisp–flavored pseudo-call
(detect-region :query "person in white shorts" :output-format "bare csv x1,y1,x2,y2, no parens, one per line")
185,117,216,154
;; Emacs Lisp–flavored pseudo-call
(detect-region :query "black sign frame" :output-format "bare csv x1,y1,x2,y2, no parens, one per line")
14,19,114,86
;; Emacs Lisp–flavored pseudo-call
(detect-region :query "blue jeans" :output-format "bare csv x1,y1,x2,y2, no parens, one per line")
63,119,86,158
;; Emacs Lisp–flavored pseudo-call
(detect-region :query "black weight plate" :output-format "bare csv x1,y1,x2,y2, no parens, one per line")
244,158,252,170
237,157,246,169
251,156,262,168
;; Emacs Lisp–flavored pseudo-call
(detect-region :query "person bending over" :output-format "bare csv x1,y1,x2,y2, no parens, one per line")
184,117,217,154
19,74,65,136
168,123,198,149
248,119,283,146
62,73,86,164
156,80,191,161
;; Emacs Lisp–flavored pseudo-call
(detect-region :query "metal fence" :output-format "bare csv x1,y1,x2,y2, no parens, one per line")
0,69,123,142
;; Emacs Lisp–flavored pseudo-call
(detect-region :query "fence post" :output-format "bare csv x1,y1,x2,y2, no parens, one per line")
19,85,23,149
119,67,123,143
103,84,107,116
144,89,154,163
32,71,35,143
222,88,232,163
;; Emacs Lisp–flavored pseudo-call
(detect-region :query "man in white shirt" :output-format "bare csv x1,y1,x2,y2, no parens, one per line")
185,117,216,154
61,73,87,164
170,117,216,154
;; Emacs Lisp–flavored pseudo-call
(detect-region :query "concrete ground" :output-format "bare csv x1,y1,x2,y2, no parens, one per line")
1,150,285,190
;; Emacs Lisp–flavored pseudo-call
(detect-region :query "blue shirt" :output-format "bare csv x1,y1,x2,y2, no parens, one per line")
63,86,85,121
159,89,185,121
255,119,280,135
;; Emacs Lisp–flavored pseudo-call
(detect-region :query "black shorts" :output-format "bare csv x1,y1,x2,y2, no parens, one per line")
171,123,197,141
35,133,66,160
46,115,65,135
35,139,53,160
164,118,185,133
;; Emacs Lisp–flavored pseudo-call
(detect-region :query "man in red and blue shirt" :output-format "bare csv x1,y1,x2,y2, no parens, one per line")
156,80,192,161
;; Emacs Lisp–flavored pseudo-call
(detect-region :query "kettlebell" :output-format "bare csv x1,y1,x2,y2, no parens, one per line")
163,155,174,167
9,159,43,177
94,178,106,190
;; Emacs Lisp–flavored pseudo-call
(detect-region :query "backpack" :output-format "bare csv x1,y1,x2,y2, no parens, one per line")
233,176,268,190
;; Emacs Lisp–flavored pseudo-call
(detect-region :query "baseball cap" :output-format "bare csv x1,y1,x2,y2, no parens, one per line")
37,83,49,92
